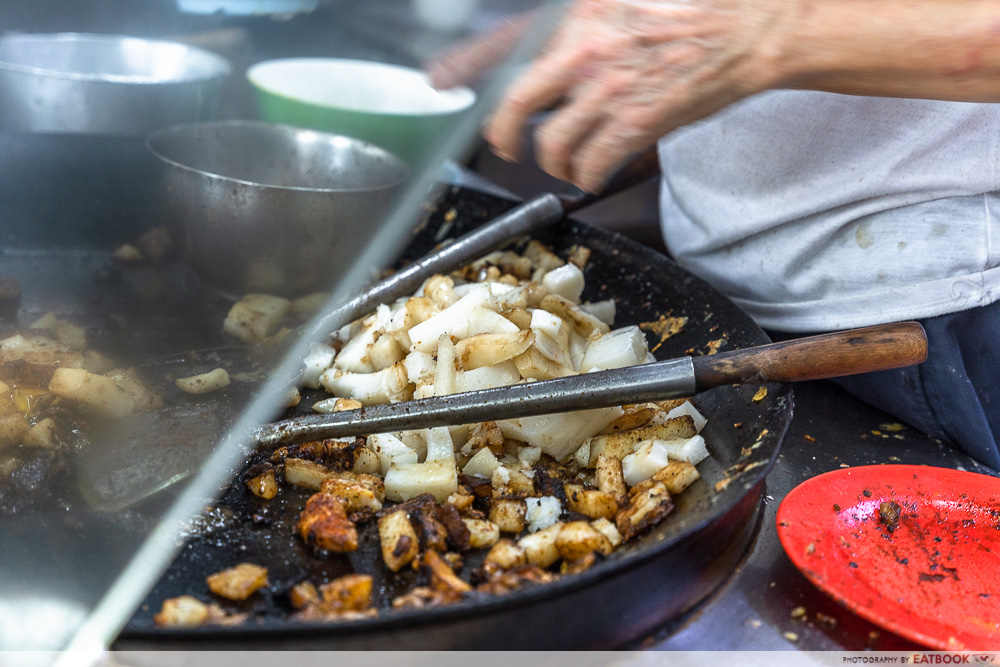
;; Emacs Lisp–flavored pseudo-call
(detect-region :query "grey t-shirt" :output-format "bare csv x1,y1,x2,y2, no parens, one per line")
658,91,1000,332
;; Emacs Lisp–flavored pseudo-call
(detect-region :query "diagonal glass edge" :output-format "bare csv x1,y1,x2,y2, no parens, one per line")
58,3,569,663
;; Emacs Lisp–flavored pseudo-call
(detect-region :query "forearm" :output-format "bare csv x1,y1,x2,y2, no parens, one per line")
477,0,1000,192
772,0,1000,101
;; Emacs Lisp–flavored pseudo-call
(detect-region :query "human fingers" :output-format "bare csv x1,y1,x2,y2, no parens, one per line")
533,75,626,183
484,46,588,162
569,117,654,193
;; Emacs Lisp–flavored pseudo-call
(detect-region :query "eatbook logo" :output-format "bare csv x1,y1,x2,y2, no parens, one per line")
906,656,995,665
841,656,996,665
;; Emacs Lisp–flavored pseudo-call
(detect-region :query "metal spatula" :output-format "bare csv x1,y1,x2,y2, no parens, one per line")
256,321,928,446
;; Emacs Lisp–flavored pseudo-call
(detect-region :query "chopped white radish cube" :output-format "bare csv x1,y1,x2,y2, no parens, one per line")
300,342,336,388
367,433,418,475
434,335,457,397
368,332,409,370
451,282,480,297
491,465,511,487
223,294,290,343
422,275,460,309
465,307,520,338
530,308,563,339
579,299,616,325
333,321,356,344
659,435,710,465
48,368,135,418
456,361,521,392
455,330,533,370
385,299,411,332
421,427,454,462
568,330,588,371
590,518,623,548
539,294,610,338
621,439,672,486
311,397,341,413
541,263,585,303
175,368,230,394
518,446,542,466
463,447,501,478
580,325,648,373
407,285,496,352
333,304,391,373
525,496,562,533
524,240,564,272
532,330,569,366
421,275,460,309
663,401,708,433
22,417,58,449
494,285,528,309
403,296,438,329
320,362,411,405
403,349,436,384
384,459,456,502
385,427,457,502
395,431,427,460
498,407,623,461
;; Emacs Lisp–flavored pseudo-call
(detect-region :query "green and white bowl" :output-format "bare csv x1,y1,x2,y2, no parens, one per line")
247,58,476,167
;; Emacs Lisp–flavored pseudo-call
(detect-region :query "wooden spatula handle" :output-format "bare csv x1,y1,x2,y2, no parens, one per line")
691,321,928,390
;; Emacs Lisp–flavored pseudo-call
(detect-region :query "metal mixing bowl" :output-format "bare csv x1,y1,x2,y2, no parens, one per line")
147,120,412,297
0,33,231,135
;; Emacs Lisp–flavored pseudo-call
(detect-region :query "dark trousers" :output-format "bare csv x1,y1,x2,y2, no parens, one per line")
772,300,1000,472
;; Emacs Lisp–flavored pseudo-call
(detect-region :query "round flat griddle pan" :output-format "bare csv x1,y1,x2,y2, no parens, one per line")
117,185,793,649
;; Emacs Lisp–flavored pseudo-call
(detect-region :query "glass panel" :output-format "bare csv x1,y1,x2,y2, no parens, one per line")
0,1,561,661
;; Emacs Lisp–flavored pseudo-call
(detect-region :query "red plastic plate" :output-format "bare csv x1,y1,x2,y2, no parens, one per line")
776,465,1000,650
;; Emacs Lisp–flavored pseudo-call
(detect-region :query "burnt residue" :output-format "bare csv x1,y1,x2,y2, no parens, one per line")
878,500,902,531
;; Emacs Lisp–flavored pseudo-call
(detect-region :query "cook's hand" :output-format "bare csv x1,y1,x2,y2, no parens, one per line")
486,0,795,192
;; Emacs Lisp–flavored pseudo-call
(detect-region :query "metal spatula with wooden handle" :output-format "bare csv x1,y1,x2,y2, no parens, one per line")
256,321,928,447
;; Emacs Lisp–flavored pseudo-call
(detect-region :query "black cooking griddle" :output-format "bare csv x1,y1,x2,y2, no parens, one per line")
116,185,792,649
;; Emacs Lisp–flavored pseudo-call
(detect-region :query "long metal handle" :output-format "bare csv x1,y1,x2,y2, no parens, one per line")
311,193,564,334
259,322,928,447
257,357,696,446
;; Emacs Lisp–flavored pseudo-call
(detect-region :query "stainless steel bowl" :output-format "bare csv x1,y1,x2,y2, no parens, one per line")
0,33,231,135
147,120,412,297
